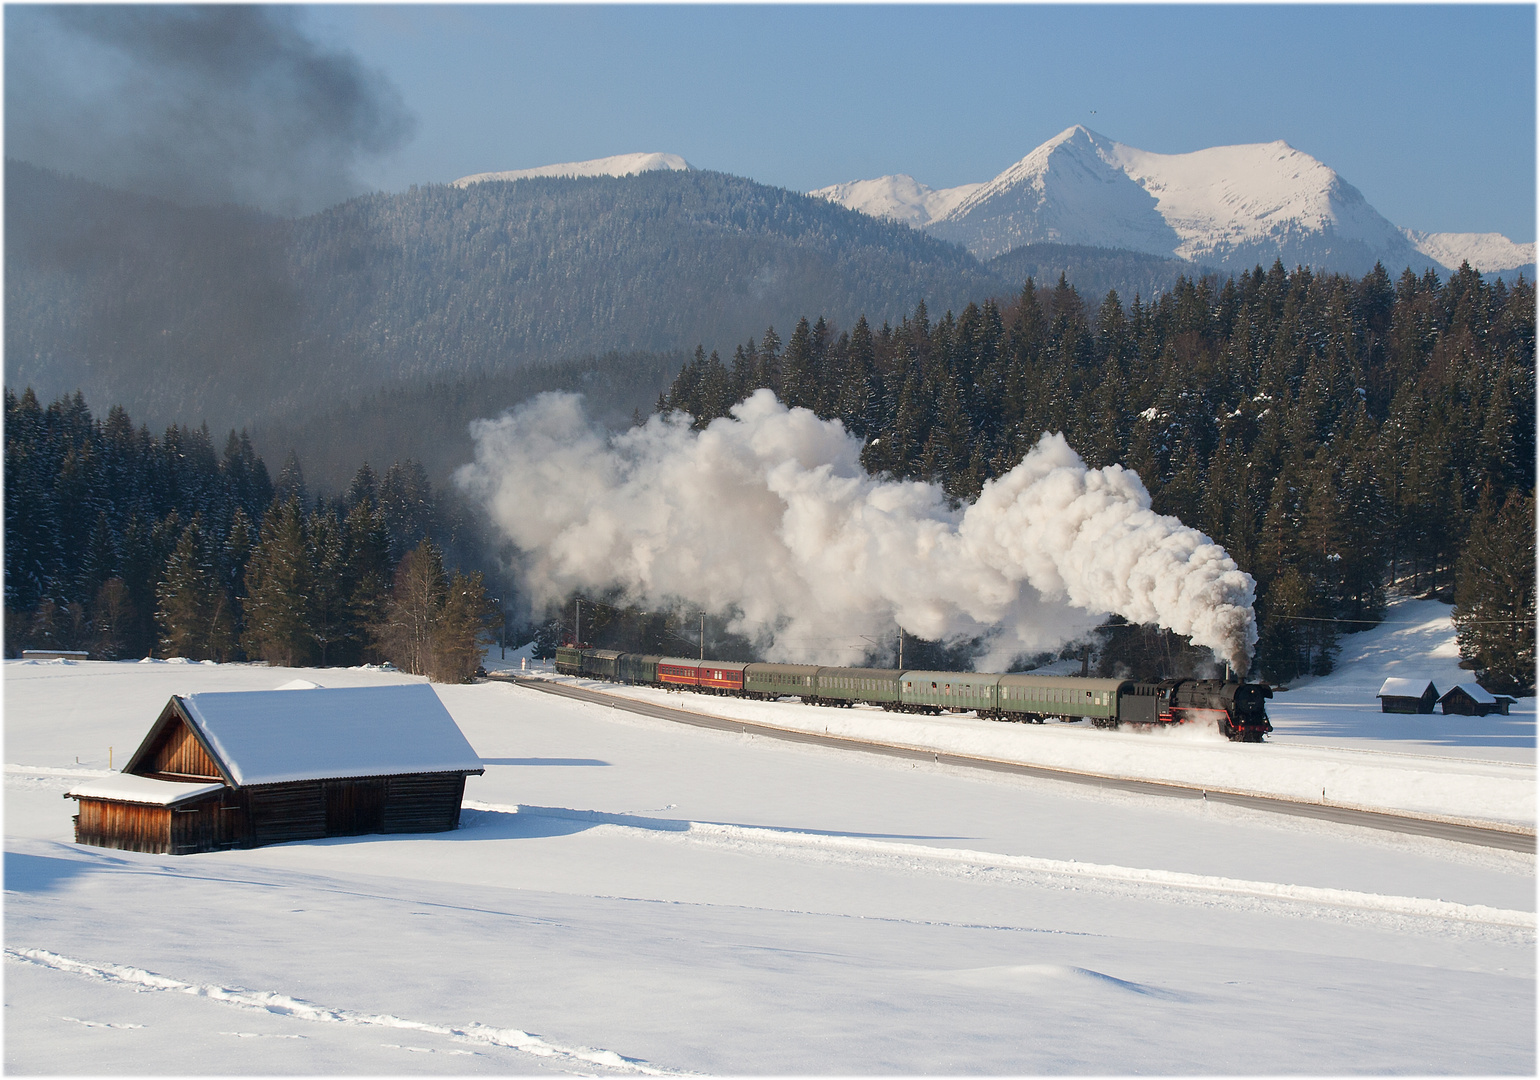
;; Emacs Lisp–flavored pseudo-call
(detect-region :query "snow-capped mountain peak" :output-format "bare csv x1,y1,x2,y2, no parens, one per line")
933,126,1183,258
808,174,981,227
816,127,1480,276
1402,229,1535,274
453,152,691,187
926,126,1429,271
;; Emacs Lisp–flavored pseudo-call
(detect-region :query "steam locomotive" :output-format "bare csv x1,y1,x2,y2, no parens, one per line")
553,647,1273,742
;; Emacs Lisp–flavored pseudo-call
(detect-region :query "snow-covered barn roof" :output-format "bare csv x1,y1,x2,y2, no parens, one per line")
1377,678,1438,698
169,684,483,787
1440,682,1497,705
66,773,224,807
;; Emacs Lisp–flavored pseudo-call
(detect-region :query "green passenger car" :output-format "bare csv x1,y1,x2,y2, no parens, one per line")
995,675,1129,723
899,670,1002,714
743,663,820,699
812,667,903,707
581,649,623,680
617,653,661,685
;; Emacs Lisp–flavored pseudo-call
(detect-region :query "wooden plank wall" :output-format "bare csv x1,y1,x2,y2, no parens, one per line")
325,780,386,836
170,801,239,855
383,773,467,832
144,721,222,779
247,783,327,845
75,799,172,853
76,772,474,854
244,774,468,844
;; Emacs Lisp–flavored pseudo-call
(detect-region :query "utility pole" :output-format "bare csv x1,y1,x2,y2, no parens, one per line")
897,627,904,670
575,598,581,647
700,611,705,661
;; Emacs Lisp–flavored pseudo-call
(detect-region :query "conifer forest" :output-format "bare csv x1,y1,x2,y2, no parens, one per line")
3,396,495,682
660,263,1535,691
6,261,1535,691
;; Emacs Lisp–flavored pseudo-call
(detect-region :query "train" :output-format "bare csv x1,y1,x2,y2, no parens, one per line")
553,647,1274,742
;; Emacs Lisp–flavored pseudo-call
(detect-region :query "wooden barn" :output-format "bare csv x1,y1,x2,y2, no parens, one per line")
65,684,484,855
1439,683,1516,716
1376,678,1440,714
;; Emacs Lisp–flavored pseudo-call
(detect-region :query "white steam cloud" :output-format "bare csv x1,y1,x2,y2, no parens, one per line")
458,390,1257,672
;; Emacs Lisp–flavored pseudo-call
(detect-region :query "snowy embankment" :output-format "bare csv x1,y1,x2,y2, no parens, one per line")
493,598,1533,829
463,799,1531,929
520,674,1533,828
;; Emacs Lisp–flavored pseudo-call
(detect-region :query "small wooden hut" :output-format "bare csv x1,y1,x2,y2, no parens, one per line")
66,684,484,855
1376,678,1439,714
1439,683,1515,716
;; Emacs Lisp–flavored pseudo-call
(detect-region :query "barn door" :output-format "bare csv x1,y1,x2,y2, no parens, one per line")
217,802,242,848
325,780,386,836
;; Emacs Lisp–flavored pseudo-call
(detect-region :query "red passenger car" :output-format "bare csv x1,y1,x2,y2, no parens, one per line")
656,657,701,688
698,662,747,693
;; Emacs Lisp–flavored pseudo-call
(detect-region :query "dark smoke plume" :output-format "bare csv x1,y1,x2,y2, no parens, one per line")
5,5,414,215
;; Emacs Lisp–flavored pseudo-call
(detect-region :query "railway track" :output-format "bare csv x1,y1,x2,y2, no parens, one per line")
493,674,1536,854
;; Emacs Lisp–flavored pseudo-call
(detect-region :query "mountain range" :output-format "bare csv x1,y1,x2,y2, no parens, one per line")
8,129,1530,479
6,160,1010,443
810,125,1534,276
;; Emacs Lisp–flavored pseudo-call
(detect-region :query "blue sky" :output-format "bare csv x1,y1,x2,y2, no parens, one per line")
6,5,1534,239
303,4,1537,241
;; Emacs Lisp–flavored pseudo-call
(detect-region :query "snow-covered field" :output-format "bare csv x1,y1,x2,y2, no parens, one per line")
492,598,1535,829
6,601,1535,1073
1270,598,1534,763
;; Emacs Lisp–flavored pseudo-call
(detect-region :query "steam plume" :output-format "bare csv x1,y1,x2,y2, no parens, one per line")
5,6,414,215
458,391,1258,672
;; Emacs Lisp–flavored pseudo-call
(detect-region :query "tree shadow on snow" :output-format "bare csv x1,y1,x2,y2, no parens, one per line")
447,805,973,844
4,850,98,892
287,805,976,848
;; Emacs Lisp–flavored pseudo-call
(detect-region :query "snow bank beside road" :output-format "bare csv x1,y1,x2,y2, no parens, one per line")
527,674,1535,829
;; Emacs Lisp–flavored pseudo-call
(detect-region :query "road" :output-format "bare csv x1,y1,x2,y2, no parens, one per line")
495,674,1536,854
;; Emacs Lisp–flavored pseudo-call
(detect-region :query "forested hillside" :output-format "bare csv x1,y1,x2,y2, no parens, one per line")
986,243,1219,308
4,161,299,430
661,262,1536,690
252,350,685,493
291,170,1007,383
3,390,501,680
8,160,1211,438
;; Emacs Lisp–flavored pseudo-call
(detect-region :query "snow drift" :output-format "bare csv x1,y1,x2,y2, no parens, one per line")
458,391,1258,671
